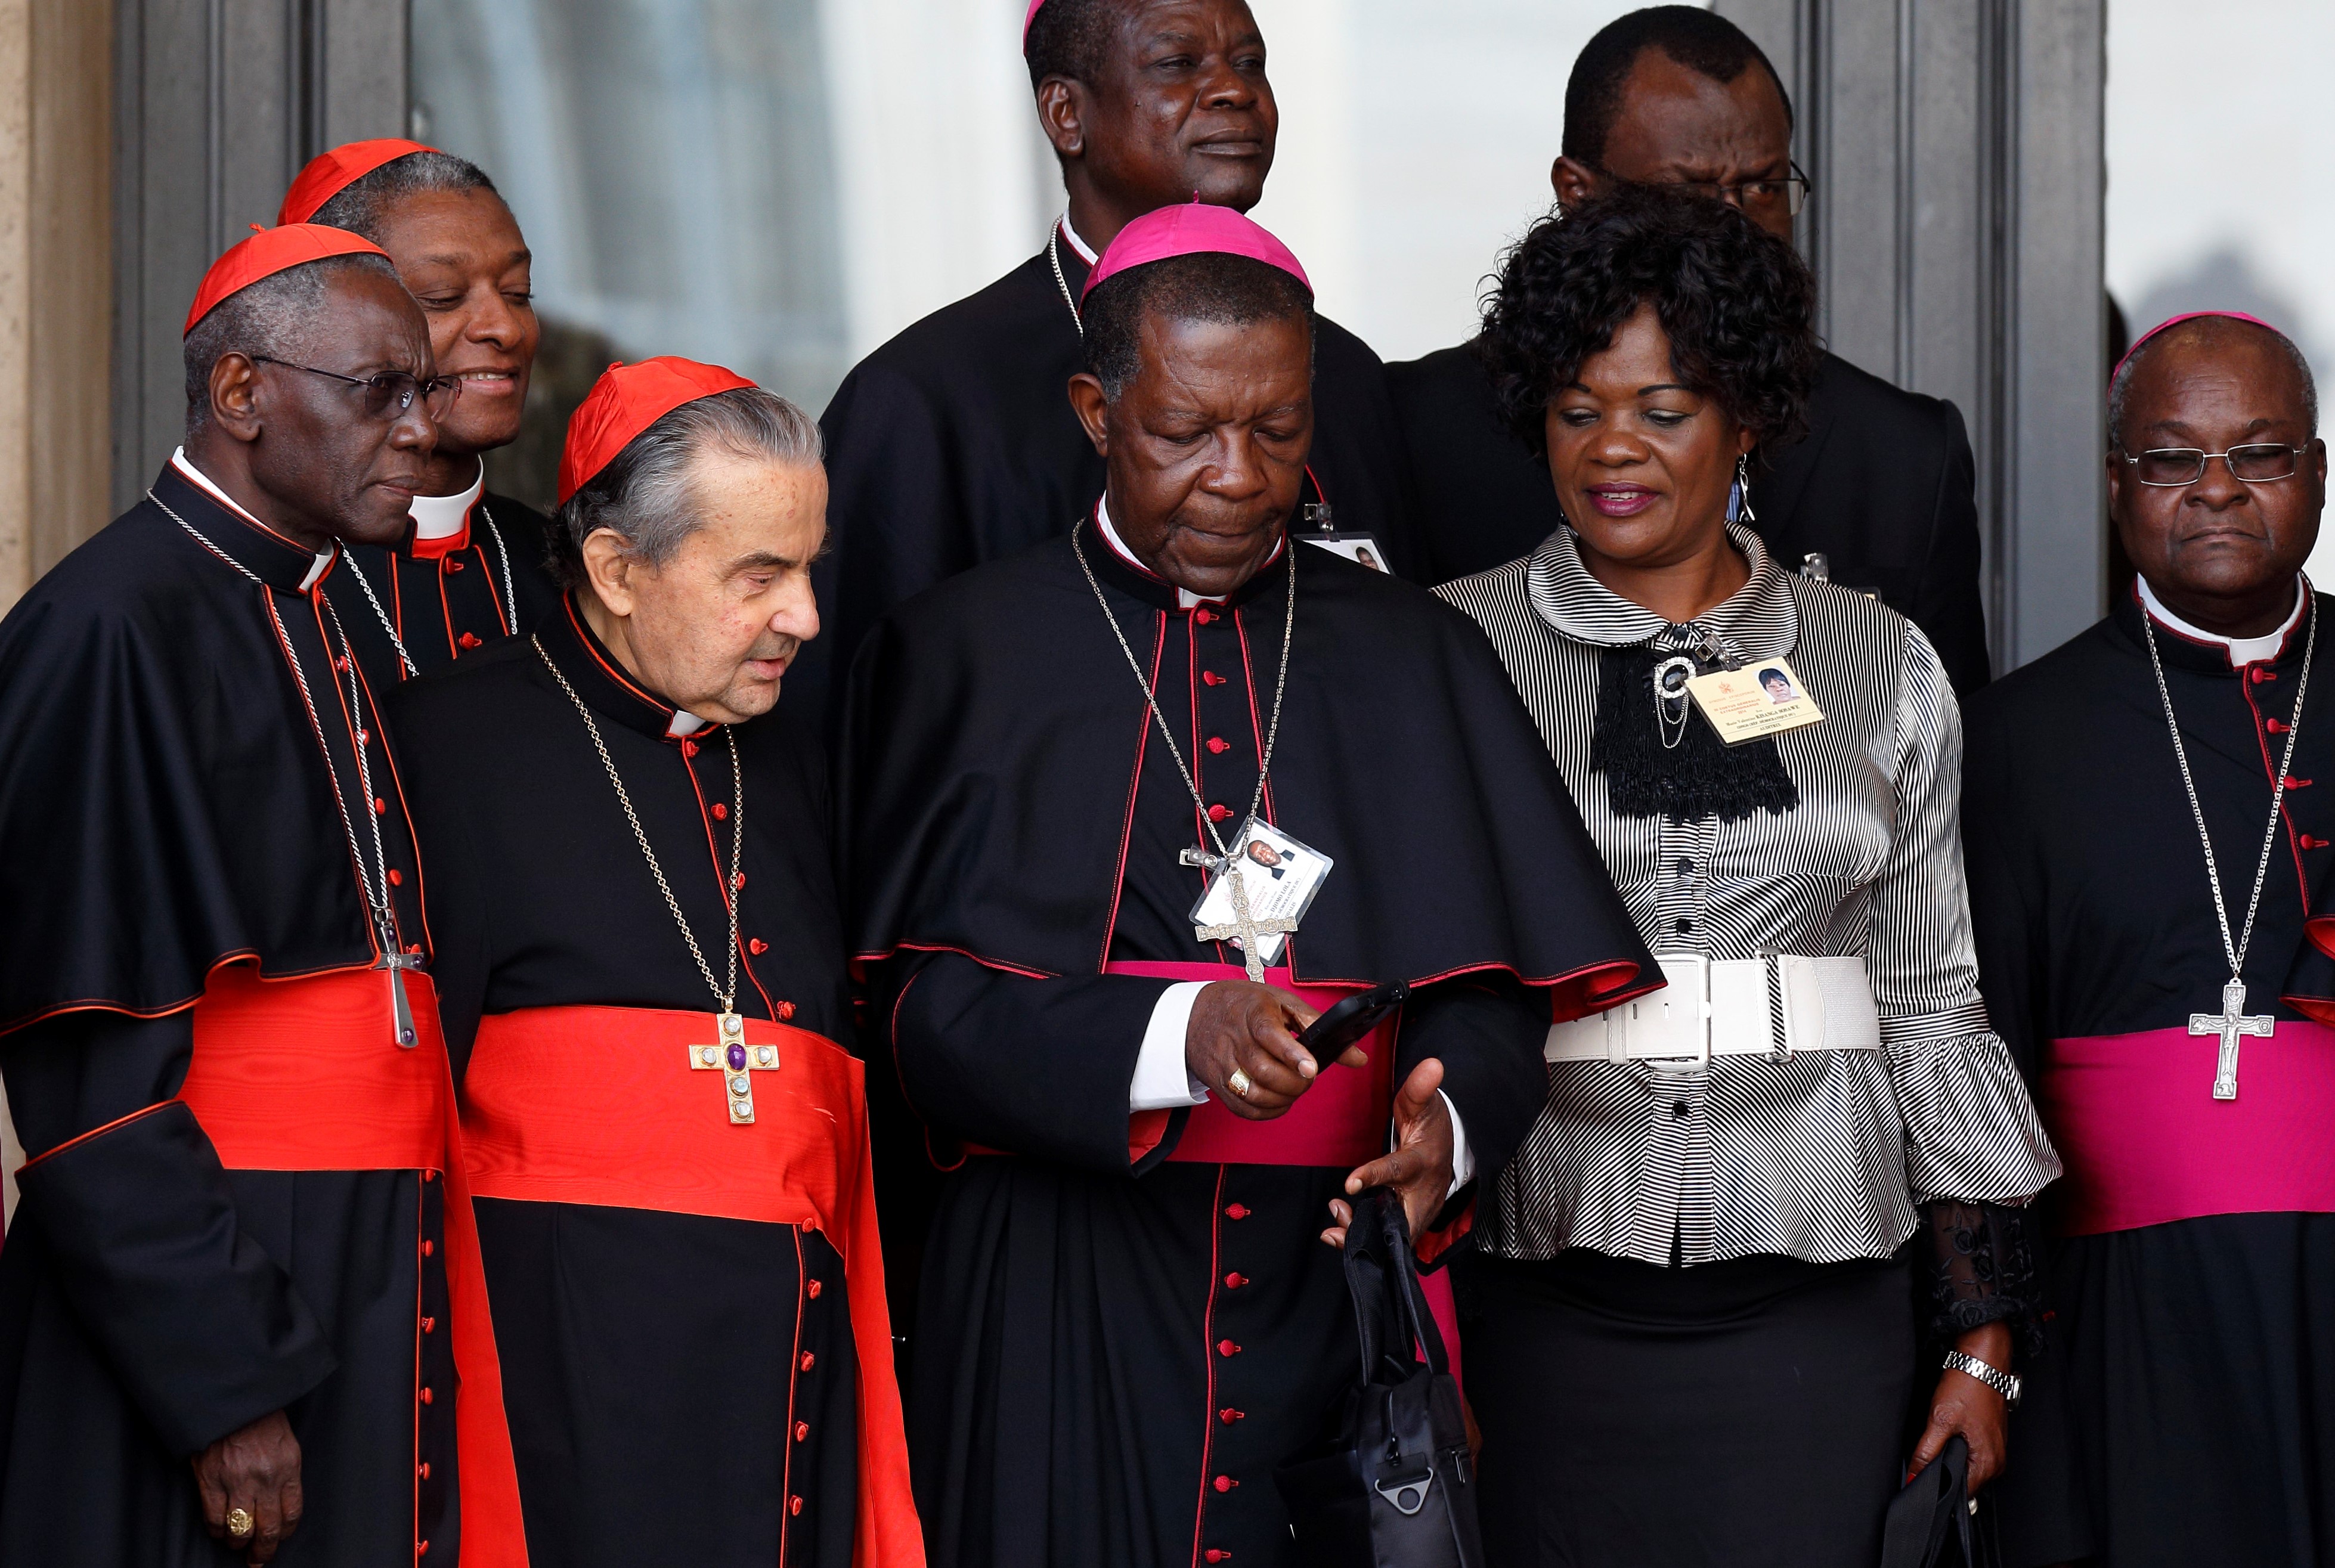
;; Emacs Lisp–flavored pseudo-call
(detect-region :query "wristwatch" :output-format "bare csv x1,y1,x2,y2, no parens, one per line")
1941,1349,2022,1409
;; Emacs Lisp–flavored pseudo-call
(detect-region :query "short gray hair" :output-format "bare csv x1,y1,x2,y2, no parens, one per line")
549,386,823,590
2108,314,2319,450
182,252,402,435
308,149,503,243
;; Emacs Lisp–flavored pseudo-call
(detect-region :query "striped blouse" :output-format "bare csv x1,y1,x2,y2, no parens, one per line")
1438,523,2060,1266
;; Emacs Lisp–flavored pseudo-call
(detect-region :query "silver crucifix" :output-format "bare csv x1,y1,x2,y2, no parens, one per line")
2191,977,2273,1100
1182,847,1297,983
377,950,425,1049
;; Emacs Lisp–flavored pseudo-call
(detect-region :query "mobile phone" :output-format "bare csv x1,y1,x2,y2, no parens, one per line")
1297,981,1409,1059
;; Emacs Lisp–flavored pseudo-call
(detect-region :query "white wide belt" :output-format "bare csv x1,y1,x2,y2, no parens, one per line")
1546,953,1882,1064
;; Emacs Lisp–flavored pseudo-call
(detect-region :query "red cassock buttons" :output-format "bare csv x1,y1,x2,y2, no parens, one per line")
421,1239,434,1257
417,1540,429,1557
733,872,747,890
1207,804,1233,822
418,1462,430,1479
682,739,700,758
789,1496,804,1517
749,938,770,955
776,1000,796,1020
388,869,404,886
712,802,729,820
457,632,483,649
1213,1475,1239,1493
421,1316,436,1334
1225,1203,1250,1220
373,796,388,815
800,1351,816,1371
447,557,466,573
419,1386,433,1405
1203,670,1227,686
1205,1551,1232,1563
806,1278,822,1299
1206,737,1230,754
1216,1339,1241,1357
1225,1272,1249,1290
1219,1408,1244,1425
1194,608,1215,625
795,1421,810,1442
2270,718,2291,733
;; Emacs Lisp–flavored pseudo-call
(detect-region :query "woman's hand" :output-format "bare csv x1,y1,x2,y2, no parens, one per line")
1321,1058,1457,1245
1908,1322,2012,1492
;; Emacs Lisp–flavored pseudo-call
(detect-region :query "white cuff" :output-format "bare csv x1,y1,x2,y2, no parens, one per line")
1131,981,1212,1110
1441,1090,1475,1198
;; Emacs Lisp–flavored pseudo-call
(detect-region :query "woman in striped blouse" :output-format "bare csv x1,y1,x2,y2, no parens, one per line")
1435,188,2061,1566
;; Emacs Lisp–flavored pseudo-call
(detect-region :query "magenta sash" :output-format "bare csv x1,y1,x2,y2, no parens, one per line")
2040,1021,2335,1235
1107,961,1398,1167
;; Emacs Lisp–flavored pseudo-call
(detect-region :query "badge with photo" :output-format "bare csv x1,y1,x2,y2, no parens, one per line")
1684,656,1825,745
1186,818,1335,965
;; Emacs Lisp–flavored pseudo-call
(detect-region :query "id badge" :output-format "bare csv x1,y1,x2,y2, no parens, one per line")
1299,532,1392,574
1186,819,1335,965
1684,655,1825,746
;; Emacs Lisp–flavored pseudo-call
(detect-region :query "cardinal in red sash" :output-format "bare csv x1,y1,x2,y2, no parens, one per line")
0,227,525,1564
388,358,921,1568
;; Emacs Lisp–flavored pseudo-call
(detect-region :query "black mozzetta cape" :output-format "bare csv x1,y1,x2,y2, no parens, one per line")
1385,340,1993,693
1964,586,2335,1568
0,464,454,1565
337,489,561,686
840,518,1652,1568
388,599,868,1567
795,224,1417,731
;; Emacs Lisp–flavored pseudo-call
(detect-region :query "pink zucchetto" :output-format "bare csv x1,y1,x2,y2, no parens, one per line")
2113,310,2287,384
1079,200,1312,302
1024,0,1047,45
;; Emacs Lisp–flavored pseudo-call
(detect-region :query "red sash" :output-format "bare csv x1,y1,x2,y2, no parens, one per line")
1108,961,1397,1167
176,963,529,1567
461,1005,922,1568
2040,1022,2335,1235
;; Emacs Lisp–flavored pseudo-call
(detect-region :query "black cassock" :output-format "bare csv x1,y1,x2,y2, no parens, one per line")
336,480,562,686
1386,340,1993,693
841,517,1655,1568
388,597,921,1568
1964,587,2335,1568
795,221,1417,730
0,462,521,1565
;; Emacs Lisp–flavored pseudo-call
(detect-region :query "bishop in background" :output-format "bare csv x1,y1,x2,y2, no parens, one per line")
840,203,1654,1568
1966,311,2335,1566
391,358,921,1568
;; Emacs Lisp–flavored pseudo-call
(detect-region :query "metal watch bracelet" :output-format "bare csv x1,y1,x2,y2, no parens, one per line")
1941,1349,2023,1409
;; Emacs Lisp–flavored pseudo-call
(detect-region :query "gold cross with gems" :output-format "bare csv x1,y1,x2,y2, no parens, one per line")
688,1012,781,1124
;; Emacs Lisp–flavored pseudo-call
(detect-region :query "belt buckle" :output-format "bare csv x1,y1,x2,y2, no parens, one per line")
1647,953,1713,1065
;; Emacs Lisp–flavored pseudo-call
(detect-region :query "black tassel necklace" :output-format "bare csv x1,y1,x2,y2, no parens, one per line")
1589,637,1799,823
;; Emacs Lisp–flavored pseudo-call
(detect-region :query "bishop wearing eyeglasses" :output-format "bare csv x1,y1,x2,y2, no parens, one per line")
388,359,921,1568
0,226,525,1566
1965,312,2335,1568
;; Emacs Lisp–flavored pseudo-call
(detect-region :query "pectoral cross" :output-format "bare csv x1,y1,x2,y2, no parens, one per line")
2191,978,2273,1101
1182,848,1298,984
378,950,425,1049
689,1011,780,1124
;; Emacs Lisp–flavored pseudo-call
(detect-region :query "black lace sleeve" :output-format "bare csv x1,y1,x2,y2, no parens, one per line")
1921,1200,2045,1360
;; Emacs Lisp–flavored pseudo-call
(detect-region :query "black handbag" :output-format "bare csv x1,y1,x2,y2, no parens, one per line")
1274,1186,1486,1568
1880,1437,2002,1568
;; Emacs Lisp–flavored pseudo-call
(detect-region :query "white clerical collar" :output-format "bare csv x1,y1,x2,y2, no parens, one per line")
666,709,708,739
2138,574,2307,667
1098,495,1233,610
408,460,485,541
1059,210,1099,266
171,448,335,591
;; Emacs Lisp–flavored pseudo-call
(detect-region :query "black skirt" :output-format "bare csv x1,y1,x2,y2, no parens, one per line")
1461,1247,1915,1568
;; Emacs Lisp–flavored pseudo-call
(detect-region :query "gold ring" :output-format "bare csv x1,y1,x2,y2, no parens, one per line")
1227,1068,1252,1099
226,1508,255,1539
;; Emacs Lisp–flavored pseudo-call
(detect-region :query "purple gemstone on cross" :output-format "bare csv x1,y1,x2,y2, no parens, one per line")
727,1043,748,1070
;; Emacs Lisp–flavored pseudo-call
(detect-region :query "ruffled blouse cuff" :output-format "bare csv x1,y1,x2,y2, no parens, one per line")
1885,1028,2063,1205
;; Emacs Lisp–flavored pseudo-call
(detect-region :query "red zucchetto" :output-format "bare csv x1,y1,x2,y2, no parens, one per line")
1079,199,1312,300
277,138,441,226
556,357,760,505
182,224,392,336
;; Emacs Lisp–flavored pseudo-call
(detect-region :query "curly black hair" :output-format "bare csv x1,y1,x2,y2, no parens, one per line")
1481,185,1819,460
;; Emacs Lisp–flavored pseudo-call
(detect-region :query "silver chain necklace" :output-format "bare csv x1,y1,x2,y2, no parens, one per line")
1048,223,1083,336
2141,593,2316,1099
1070,522,1297,979
534,637,776,1123
148,488,423,1047
344,491,522,680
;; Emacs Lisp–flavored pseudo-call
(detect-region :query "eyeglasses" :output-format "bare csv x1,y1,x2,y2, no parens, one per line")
2117,444,2312,487
1595,160,1813,218
250,355,460,422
